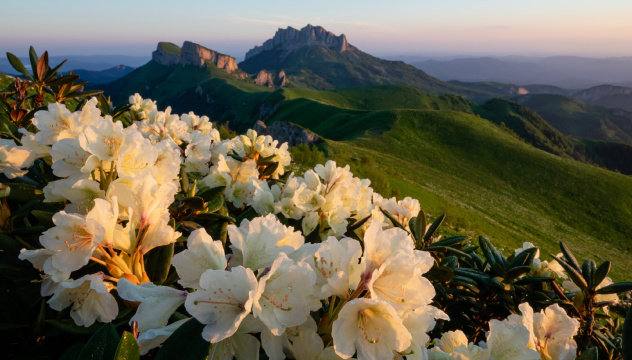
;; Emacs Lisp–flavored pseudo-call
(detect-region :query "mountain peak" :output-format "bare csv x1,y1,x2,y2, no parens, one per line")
244,24,349,60
152,41,241,75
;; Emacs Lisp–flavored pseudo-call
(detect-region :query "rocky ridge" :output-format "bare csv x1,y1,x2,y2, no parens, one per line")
152,41,242,76
253,120,320,147
245,24,349,60
254,69,287,88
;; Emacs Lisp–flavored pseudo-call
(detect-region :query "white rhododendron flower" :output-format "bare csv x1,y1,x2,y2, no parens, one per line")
171,228,227,289
185,266,258,343
372,194,420,230
32,99,101,145
260,316,324,360
485,320,540,360
39,210,106,273
117,278,188,333
47,272,118,327
137,318,188,355
332,298,411,360
361,219,414,276
0,139,32,179
253,253,319,335
308,236,363,299
228,214,303,271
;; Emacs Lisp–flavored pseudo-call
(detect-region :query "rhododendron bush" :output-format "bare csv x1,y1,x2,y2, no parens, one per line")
2,49,632,360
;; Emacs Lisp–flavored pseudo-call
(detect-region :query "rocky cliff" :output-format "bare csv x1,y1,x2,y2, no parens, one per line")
152,41,239,74
253,69,288,88
245,24,349,60
253,120,320,147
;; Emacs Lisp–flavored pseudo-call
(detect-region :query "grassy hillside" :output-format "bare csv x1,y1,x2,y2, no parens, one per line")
513,94,632,144
268,104,632,280
97,61,279,129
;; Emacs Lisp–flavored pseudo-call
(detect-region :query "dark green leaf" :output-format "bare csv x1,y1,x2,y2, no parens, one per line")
7,183,44,202
195,212,235,223
78,323,120,360
513,276,556,285
67,90,104,98
623,306,632,359
31,210,56,228
592,261,611,289
181,196,206,211
551,254,588,290
197,186,226,203
576,347,598,360
261,162,279,177
145,243,174,285
426,265,454,282
29,47,39,81
44,59,68,82
205,194,225,213
423,213,445,245
445,247,472,259
479,236,496,268
510,247,538,268
559,241,581,271
440,256,458,269
6,52,33,79
156,318,211,360
414,208,426,246
582,259,596,287
596,281,632,295
504,266,531,280
59,342,85,360
380,208,408,233
347,215,371,232
235,207,258,225
432,235,470,248
114,331,140,360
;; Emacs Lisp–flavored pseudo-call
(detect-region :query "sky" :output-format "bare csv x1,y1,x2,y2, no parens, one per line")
1,0,632,60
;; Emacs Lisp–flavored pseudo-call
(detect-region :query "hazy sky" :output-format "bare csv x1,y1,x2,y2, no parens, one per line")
2,0,632,59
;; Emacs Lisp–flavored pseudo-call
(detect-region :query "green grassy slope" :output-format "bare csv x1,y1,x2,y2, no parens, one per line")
513,94,632,144
267,103,632,280
97,61,279,129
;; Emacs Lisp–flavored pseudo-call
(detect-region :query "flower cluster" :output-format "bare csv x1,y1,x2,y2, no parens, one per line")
7,94,624,360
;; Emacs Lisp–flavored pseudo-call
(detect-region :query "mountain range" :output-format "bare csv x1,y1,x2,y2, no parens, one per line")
77,24,632,279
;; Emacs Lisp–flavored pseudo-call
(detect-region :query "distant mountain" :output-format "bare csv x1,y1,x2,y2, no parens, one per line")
413,56,632,88
238,25,481,97
512,94,632,145
69,65,135,84
0,55,150,75
572,85,632,112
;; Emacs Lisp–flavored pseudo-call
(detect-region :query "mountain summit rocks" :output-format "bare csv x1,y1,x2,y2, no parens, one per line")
245,24,349,60
152,41,241,76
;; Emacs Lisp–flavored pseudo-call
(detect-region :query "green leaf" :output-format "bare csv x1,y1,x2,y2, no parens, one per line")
592,261,611,289
513,276,555,285
114,331,140,360
559,241,581,271
197,186,226,203
596,281,632,295
181,196,206,211
7,183,44,202
145,243,174,285
581,259,596,287
426,265,454,282
510,247,538,268
479,236,496,268
623,306,632,359
59,342,85,360
6,52,33,80
551,254,588,290
432,235,470,248
413,208,426,247
78,323,121,360
156,318,211,360
67,89,104,98
576,347,598,360
423,213,445,245
379,208,408,232
504,266,531,281
46,74,80,87
31,210,56,228
44,59,68,82
29,47,39,81
195,212,235,223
